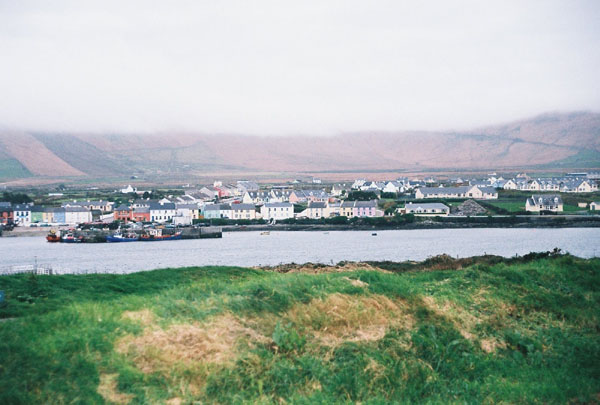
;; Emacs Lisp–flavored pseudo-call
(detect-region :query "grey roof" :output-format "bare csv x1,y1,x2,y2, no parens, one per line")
64,206,90,212
527,195,563,206
82,200,110,206
149,202,176,210
132,207,150,213
175,203,198,209
237,180,259,190
245,191,269,198
204,203,231,211
417,186,470,195
308,201,327,209
264,202,293,208
354,200,377,207
231,203,255,211
405,202,449,210
13,204,32,210
341,200,377,208
115,204,130,211
0,202,11,208
479,187,498,194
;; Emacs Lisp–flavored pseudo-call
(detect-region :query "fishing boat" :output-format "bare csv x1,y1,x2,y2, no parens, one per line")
139,229,182,241
106,232,139,242
61,232,83,243
46,229,61,243
260,231,270,236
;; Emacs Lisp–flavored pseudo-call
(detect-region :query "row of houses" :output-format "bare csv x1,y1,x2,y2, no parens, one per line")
0,202,93,226
202,200,382,221
414,185,499,200
501,178,597,193
241,189,330,205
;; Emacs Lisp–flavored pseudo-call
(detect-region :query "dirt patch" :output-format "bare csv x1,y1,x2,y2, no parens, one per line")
287,293,413,346
480,338,506,353
97,373,133,405
122,309,156,326
343,276,369,287
116,313,267,374
259,262,386,274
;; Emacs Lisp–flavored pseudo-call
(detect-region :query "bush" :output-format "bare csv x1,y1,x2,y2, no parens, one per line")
272,322,306,353
346,191,378,201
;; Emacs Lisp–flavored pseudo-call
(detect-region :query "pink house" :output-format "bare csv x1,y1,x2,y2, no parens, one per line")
352,200,377,217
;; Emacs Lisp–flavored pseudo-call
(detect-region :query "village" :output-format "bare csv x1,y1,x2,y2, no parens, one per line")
1,172,599,235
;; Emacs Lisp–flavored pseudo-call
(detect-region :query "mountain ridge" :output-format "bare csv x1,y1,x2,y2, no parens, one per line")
0,111,599,182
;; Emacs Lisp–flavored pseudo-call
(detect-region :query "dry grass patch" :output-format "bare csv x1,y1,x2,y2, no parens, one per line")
121,309,156,326
287,293,413,346
97,373,133,405
343,276,369,288
422,296,511,353
480,338,506,353
116,313,267,374
422,296,482,340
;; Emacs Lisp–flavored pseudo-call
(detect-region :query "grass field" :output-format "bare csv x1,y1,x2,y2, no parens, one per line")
0,254,599,403
0,158,31,181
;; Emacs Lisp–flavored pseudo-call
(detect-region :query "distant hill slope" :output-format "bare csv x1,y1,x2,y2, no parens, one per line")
0,112,598,181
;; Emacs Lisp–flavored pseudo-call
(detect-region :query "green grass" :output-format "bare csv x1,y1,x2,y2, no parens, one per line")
483,201,526,213
0,254,599,403
0,159,31,181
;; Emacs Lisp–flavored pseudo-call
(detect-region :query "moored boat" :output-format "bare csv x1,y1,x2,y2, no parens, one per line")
106,232,139,242
139,230,182,241
61,232,84,243
46,229,61,243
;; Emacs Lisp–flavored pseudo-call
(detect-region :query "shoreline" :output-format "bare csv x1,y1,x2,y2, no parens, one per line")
2,215,600,237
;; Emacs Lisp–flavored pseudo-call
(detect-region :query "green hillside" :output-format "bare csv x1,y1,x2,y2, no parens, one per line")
0,158,31,181
0,254,599,403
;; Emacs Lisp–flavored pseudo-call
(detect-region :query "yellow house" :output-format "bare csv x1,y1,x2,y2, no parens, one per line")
340,201,354,217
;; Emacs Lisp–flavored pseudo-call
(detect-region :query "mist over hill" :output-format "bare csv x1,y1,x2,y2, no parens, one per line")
0,112,599,183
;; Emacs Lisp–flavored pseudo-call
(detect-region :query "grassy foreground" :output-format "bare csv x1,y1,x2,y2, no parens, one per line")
0,254,599,404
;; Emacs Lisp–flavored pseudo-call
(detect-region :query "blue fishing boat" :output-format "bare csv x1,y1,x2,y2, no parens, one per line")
61,232,83,243
139,230,182,241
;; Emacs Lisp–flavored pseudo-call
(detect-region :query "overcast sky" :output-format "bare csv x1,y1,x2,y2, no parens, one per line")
0,1,599,135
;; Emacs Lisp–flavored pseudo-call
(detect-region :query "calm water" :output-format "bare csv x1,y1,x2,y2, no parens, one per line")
1,228,599,274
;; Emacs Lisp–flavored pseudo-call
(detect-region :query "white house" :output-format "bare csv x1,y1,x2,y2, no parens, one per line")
202,204,232,219
242,191,270,204
383,181,401,194
64,206,92,225
149,202,176,223
351,179,367,190
173,204,199,226
590,202,600,211
525,195,563,213
400,202,450,216
415,185,497,200
269,189,293,202
230,203,257,220
298,201,328,219
260,202,294,221
13,204,32,226
120,185,137,194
